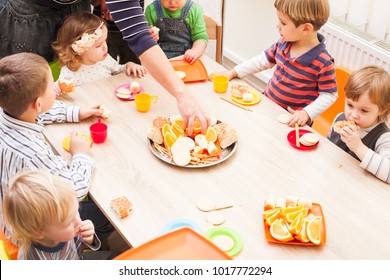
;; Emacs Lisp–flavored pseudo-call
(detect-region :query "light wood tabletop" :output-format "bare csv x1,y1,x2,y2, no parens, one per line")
44,55,390,259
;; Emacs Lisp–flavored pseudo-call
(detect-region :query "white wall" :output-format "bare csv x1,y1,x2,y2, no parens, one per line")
223,0,278,64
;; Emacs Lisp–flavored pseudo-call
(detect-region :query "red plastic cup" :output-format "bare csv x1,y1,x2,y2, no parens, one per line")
90,119,107,143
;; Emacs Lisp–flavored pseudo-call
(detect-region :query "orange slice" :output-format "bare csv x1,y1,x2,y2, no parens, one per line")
163,132,177,150
262,208,281,220
281,205,303,217
289,212,304,235
172,123,184,137
205,126,217,143
266,210,281,226
161,124,172,137
270,218,294,242
285,208,308,223
295,218,310,243
307,216,322,245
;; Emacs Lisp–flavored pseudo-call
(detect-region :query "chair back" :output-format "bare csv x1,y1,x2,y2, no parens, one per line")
0,228,18,260
312,66,352,137
204,15,223,64
49,61,61,82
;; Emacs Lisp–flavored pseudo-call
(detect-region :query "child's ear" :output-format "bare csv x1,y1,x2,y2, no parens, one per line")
32,97,43,114
302,23,314,33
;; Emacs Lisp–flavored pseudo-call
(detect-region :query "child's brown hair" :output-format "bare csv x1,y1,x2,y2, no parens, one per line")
274,0,330,30
52,11,105,71
0,53,49,117
345,65,390,122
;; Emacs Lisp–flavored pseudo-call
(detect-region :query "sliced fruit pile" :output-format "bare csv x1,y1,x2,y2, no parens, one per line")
160,115,222,166
262,196,322,245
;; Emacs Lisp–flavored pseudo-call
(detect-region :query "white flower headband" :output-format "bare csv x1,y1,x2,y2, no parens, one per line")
71,22,104,54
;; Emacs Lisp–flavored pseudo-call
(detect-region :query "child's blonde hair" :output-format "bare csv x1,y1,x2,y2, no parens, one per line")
0,53,50,117
52,11,105,72
274,0,330,30
3,170,77,250
345,65,390,122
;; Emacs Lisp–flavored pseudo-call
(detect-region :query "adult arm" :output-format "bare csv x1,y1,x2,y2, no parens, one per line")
105,0,209,134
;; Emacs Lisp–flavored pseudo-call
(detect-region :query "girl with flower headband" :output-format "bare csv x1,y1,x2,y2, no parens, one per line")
52,11,146,91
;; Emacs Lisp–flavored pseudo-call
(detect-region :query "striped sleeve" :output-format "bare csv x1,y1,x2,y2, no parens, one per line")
360,133,390,184
105,0,157,56
37,100,80,124
30,150,94,200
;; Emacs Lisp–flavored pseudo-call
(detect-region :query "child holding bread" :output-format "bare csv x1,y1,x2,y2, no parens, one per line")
327,66,390,184
0,52,114,245
52,11,147,92
3,170,117,259
216,0,337,127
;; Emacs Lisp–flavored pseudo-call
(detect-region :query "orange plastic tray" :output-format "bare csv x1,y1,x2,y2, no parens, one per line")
114,227,232,260
170,59,208,83
263,203,326,245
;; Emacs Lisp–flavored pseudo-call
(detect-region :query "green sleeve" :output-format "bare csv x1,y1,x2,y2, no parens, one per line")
144,3,157,26
187,4,208,44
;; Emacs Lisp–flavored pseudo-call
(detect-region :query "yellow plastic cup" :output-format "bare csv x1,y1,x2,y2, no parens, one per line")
135,93,158,112
213,75,229,93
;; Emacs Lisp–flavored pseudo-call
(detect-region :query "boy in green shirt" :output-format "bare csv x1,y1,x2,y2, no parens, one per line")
145,0,208,64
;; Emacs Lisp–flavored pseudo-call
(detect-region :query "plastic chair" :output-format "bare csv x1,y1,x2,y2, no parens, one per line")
204,15,223,64
312,66,352,137
49,61,61,82
0,228,18,260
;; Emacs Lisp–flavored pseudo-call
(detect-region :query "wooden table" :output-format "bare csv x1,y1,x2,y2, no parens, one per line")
44,55,390,259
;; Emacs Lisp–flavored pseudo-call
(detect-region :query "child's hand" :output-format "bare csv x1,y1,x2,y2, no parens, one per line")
78,219,95,245
149,26,159,42
184,49,200,64
79,105,103,121
212,70,237,81
69,131,91,155
53,81,62,97
125,62,147,78
287,107,310,127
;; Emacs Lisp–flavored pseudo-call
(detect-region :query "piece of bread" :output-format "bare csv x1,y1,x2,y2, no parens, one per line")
147,125,163,144
242,93,254,102
230,83,249,99
212,122,238,149
152,116,169,129
111,196,132,219
58,78,75,94
99,105,111,119
333,120,359,133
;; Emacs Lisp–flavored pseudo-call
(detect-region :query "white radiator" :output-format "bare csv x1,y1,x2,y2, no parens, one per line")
321,20,390,72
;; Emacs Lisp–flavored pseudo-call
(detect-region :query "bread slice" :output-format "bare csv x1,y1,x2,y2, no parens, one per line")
213,122,238,149
147,126,163,144
333,120,359,133
111,196,132,219
58,78,75,94
152,116,169,129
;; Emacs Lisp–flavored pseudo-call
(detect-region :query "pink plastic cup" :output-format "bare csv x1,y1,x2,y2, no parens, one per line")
89,119,107,143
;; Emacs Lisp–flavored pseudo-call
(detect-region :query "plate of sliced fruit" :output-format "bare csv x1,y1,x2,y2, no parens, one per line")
147,115,238,168
262,195,326,245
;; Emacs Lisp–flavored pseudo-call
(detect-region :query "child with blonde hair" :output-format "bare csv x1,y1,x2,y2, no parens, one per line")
52,11,146,90
217,0,337,127
2,170,115,259
328,66,390,184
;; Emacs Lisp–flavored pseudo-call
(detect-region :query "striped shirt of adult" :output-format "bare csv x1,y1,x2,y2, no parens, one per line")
0,101,94,217
105,0,157,56
264,34,337,114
